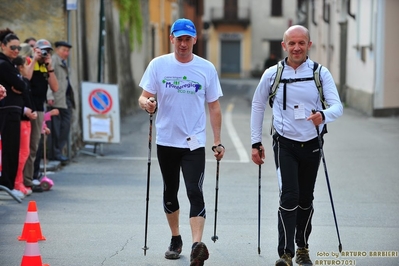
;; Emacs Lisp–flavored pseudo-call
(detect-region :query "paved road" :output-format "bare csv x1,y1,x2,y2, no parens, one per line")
1,78,398,266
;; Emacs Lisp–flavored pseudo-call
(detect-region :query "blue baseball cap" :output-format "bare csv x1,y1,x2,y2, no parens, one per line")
170,18,197,37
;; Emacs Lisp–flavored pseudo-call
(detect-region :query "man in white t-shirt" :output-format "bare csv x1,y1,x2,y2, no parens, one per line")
138,18,225,266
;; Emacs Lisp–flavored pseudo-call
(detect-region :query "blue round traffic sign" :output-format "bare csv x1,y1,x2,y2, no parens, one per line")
88,89,113,114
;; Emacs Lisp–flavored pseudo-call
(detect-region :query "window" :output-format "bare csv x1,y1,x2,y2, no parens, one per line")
224,0,238,20
271,0,282,17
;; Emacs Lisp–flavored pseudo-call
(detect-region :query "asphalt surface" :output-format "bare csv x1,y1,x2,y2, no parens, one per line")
1,78,398,266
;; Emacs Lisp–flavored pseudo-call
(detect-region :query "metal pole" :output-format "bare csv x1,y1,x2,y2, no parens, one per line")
143,98,155,255
257,162,261,254
312,110,342,252
211,155,221,243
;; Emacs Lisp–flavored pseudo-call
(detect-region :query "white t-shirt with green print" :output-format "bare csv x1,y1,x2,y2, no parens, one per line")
139,53,223,148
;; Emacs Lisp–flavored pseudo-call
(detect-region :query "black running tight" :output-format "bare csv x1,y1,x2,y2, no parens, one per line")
272,133,321,256
157,145,206,218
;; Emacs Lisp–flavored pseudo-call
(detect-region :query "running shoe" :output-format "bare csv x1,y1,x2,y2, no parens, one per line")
11,189,25,199
190,242,209,266
276,253,293,266
165,235,183,259
296,247,313,266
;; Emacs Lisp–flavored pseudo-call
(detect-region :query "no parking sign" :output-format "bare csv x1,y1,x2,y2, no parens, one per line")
81,82,120,143
88,89,113,114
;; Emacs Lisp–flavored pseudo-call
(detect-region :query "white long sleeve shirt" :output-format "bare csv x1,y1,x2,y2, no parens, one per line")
251,58,343,143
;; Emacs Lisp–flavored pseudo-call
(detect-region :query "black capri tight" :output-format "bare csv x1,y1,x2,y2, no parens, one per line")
157,145,206,218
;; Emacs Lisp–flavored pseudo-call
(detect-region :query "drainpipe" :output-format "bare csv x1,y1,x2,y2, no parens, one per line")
373,0,384,113
311,0,318,26
338,0,348,102
97,0,105,83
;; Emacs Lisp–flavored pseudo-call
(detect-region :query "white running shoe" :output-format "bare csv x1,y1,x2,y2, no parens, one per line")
11,189,25,199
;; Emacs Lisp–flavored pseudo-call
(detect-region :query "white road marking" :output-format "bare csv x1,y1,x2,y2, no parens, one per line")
224,103,250,163
94,102,250,164
95,156,248,163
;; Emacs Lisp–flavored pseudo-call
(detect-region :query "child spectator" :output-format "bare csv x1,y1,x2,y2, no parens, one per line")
12,54,37,196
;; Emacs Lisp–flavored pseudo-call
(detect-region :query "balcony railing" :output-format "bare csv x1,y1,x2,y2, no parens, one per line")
210,7,250,28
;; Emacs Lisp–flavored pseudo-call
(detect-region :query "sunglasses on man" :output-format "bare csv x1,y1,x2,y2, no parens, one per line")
9,45,22,51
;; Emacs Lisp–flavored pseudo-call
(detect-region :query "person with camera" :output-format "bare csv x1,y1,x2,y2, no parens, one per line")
23,39,58,193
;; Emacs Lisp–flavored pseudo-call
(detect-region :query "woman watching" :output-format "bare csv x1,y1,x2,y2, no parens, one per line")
0,28,28,199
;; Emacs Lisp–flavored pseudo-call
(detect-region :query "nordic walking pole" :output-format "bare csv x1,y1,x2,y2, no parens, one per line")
143,97,155,256
211,146,223,243
257,147,262,254
312,110,343,252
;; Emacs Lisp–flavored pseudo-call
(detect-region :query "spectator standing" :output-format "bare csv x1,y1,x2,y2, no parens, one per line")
24,37,37,48
0,28,27,198
251,25,343,266
46,41,75,163
138,18,225,266
23,39,58,192
264,52,279,70
13,53,37,196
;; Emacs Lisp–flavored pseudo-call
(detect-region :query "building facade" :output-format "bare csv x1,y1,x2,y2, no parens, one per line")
203,0,296,78
202,0,399,116
305,0,399,116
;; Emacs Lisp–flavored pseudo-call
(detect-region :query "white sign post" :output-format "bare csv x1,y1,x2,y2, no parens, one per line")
81,82,120,154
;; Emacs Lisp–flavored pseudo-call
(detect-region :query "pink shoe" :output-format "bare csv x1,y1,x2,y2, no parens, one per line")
25,188,32,196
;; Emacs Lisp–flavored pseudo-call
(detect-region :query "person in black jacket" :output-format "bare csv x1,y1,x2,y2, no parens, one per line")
0,28,27,199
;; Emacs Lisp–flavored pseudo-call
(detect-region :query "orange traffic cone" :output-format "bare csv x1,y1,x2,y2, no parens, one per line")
18,201,46,241
20,230,49,266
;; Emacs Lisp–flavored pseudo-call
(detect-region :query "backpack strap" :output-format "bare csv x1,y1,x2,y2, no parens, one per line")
313,62,328,134
268,60,328,110
313,62,328,109
268,60,285,108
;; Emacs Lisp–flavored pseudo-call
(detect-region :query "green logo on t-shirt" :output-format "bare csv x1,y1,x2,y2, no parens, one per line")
163,76,202,93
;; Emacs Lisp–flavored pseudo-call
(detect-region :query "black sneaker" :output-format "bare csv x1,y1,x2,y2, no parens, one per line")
296,247,313,266
31,185,43,193
190,242,209,266
276,253,293,266
164,235,182,259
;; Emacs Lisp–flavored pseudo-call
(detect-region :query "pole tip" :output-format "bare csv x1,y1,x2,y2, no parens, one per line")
142,246,149,256
338,244,342,253
258,247,261,254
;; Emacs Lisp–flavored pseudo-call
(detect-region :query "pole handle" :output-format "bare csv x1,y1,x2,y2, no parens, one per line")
311,109,320,135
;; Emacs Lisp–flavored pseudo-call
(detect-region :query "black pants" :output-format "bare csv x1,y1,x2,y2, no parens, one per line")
272,133,321,257
49,105,72,159
33,133,44,180
0,112,21,189
157,145,206,218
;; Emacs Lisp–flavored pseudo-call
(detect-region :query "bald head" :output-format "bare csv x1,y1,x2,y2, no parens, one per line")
283,25,310,43
281,25,312,69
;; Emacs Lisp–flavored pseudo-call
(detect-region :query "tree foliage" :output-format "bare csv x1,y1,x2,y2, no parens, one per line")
114,0,143,50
